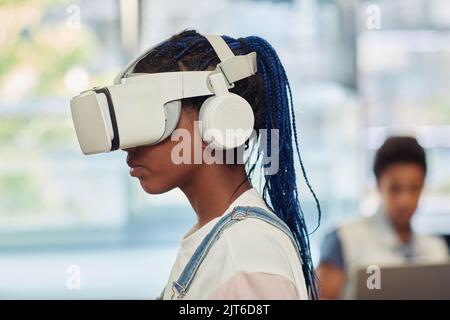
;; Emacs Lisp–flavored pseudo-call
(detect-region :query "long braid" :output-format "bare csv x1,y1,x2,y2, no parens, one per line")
242,36,321,299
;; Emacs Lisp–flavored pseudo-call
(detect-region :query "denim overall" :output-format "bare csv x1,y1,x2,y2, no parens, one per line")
156,205,303,300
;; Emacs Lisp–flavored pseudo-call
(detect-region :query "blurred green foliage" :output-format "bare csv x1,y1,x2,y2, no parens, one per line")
0,117,75,152
0,0,94,97
0,174,44,215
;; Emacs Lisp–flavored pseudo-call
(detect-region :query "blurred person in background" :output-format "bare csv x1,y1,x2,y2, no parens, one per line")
317,136,449,299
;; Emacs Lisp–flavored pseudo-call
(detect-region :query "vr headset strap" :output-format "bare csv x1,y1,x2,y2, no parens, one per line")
204,35,257,88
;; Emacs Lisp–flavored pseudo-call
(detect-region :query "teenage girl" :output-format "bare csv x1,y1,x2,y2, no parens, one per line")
123,30,321,300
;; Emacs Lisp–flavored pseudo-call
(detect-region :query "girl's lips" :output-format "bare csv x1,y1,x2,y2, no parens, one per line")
129,166,146,178
127,158,147,178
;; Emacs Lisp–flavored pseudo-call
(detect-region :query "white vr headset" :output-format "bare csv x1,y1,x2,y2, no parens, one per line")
70,35,257,155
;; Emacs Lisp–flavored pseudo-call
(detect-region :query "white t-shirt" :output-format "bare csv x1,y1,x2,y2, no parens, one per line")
161,188,309,300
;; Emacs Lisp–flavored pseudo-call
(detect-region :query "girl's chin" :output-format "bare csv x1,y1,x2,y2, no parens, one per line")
139,178,171,195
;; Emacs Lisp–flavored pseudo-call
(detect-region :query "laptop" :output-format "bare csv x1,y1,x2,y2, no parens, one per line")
355,262,450,299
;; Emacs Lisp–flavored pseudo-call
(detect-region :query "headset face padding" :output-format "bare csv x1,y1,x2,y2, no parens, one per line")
199,92,254,150
156,100,181,144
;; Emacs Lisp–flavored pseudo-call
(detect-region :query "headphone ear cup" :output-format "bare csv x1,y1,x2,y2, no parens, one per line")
198,96,216,145
199,93,254,149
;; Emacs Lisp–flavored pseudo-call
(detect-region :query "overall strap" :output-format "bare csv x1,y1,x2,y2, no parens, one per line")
170,206,302,299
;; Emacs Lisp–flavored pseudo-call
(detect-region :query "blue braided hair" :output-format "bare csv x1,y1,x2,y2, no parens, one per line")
133,30,322,299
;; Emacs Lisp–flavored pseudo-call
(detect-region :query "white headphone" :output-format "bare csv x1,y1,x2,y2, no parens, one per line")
198,35,255,150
